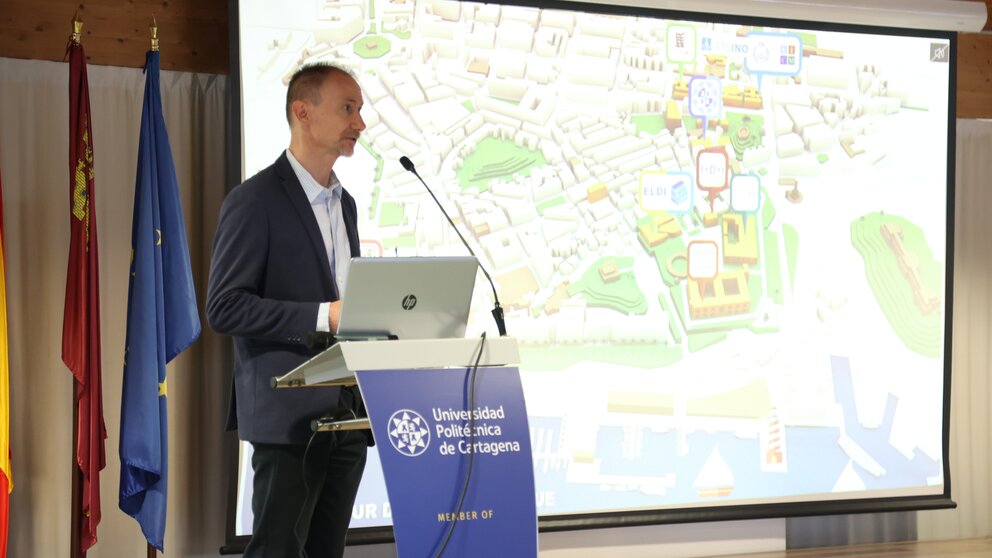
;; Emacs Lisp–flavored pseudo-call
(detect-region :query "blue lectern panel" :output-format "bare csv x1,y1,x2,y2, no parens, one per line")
356,366,537,558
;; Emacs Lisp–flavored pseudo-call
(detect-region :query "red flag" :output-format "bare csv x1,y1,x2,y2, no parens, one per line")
62,40,106,554
0,169,11,558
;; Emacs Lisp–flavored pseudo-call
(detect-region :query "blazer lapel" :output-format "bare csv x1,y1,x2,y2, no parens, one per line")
341,189,361,257
274,153,337,299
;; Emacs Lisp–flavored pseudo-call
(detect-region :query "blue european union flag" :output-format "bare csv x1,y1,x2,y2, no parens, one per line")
119,50,201,552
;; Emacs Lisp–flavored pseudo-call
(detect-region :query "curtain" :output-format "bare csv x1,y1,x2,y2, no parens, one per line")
917,118,992,542
0,55,229,558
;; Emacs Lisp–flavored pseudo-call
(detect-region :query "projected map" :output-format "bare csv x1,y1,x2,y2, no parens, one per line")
238,0,950,532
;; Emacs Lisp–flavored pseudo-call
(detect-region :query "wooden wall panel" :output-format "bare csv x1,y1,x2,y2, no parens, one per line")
0,0,990,117
959,33,992,119
0,0,227,74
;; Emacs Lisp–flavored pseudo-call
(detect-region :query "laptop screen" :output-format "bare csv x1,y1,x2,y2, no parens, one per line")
337,256,479,340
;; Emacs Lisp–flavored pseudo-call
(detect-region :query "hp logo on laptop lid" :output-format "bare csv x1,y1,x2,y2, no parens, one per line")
401,294,417,310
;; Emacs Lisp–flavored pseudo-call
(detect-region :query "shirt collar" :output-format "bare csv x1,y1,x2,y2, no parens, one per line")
286,148,342,203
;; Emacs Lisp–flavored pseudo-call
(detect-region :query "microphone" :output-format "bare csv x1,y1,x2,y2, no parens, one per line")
399,156,507,337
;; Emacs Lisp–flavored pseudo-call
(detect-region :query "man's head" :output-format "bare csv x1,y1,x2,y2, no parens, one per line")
286,63,366,160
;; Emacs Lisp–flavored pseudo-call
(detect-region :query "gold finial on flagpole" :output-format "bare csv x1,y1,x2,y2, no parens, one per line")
150,15,159,52
71,12,83,45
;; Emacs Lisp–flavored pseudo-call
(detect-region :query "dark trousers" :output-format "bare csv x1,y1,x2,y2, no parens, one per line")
244,429,367,558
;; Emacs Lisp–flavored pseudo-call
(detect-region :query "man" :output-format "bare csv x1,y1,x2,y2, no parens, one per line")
206,63,368,558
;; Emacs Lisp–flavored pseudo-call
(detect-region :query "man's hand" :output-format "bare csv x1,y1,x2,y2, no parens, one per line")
328,300,342,333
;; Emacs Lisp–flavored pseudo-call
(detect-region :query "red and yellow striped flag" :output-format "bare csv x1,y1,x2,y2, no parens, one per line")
0,168,11,558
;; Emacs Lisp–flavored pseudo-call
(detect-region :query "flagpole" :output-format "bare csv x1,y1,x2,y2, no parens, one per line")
147,20,158,558
145,19,160,558
150,16,159,53
119,16,199,555
67,14,84,558
66,12,107,557
67,17,84,558
146,20,159,558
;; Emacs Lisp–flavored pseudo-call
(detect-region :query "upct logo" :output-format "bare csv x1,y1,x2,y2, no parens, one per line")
388,409,431,457
402,294,418,310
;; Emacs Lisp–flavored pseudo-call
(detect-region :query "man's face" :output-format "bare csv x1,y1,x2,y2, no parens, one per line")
303,72,366,158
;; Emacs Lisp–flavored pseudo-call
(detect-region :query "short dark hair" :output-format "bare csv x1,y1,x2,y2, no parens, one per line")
285,63,354,125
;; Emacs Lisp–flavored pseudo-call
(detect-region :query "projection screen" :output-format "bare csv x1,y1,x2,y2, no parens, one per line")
228,0,955,545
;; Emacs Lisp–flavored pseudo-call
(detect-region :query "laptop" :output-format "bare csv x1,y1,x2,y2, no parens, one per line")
336,256,479,340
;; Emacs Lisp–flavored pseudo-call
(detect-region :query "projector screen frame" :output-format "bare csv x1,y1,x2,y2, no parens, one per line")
221,0,958,551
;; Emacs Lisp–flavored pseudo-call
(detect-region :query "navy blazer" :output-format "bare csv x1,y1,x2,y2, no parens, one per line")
206,152,362,444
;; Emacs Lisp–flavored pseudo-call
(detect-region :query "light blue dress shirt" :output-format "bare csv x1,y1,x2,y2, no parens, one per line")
286,149,351,332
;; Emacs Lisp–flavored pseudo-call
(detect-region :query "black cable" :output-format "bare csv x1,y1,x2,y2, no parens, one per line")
432,331,487,558
295,407,357,544
294,428,321,546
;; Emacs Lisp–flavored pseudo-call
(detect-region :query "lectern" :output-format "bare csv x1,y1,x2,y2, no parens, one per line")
273,336,538,557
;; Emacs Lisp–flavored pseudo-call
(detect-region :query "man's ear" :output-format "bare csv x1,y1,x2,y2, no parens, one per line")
291,100,308,125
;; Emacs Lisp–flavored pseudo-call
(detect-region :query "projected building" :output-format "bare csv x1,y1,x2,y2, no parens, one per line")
637,212,681,249
721,213,759,265
687,268,751,319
